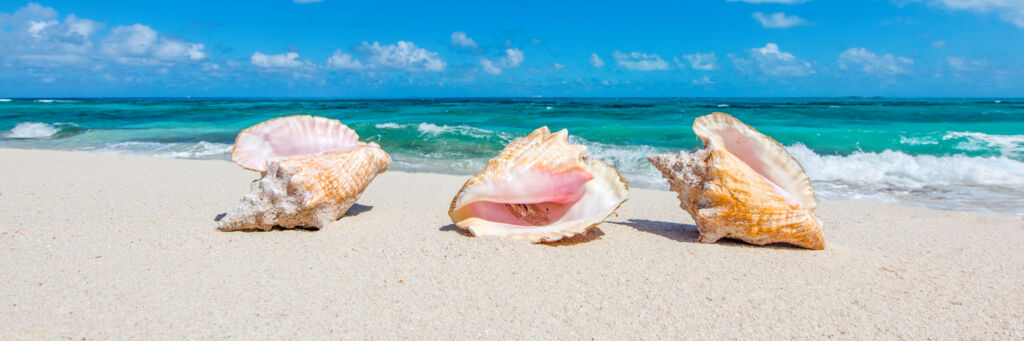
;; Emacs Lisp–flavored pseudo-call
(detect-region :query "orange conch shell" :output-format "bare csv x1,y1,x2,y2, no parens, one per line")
647,113,824,249
218,116,390,231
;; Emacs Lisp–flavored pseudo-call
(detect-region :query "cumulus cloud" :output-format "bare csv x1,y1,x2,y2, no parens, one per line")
100,24,206,65
752,12,810,28
838,47,914,74
735,43,813,76
613,51,670,71
912,0,1024,28
727,0,810,3
590,53,605,68
480,59,502,74
326,50,363,70
479,48,524,74
450,31,477,48
325,41,446,72
251,51,308,69
679,52,718,70
0,3,104,66
357,41,446,72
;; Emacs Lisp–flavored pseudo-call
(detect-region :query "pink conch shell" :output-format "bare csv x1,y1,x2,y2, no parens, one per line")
218,116,390,231
448,127,629,243
647,112,824,249
231,115,367,172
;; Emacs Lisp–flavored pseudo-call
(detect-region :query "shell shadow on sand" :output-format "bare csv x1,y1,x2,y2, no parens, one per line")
608,219,701,243
213,204,374,232
609,218,819,250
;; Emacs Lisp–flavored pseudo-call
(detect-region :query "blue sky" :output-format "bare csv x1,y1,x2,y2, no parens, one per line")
1,0,1023,97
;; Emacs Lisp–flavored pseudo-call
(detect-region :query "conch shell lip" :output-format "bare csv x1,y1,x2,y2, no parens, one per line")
230,115,369,172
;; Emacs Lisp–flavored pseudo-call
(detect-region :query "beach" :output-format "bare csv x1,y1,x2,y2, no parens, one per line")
1,148,1022,339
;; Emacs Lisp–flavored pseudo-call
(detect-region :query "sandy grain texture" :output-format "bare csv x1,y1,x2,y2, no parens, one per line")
0,149,1022,339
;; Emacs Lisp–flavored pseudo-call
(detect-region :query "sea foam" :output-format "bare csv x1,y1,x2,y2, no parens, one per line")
5,122,60,138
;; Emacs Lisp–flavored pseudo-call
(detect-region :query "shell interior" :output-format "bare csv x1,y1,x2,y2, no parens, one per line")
231,115,367,172
449,127,629,242
693,112,816,211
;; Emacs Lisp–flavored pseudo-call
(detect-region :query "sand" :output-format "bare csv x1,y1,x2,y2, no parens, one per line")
0,148,1022,339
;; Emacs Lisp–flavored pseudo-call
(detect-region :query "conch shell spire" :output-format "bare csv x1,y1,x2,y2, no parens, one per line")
647,113,824,249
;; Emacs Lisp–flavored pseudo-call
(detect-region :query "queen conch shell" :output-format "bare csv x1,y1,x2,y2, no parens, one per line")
647,113,824,250
217,115,391,231
448,127,629,243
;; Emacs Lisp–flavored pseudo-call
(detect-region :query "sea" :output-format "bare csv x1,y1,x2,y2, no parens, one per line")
1,98,1022,214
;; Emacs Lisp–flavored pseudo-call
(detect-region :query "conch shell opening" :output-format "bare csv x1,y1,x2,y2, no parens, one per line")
648,113,824,250
449,127,629,243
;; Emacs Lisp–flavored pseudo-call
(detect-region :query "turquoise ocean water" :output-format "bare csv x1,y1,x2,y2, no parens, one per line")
1,98,1022,214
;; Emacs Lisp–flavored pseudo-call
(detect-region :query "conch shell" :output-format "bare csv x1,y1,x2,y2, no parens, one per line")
218,115,390,231
448,127,629,242
647,113,824,249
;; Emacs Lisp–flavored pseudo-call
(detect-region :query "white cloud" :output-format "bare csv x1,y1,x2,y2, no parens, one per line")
740,43,813,76
326,50,363,70
553,62,565,70
250,51,305,68
0,4,104,66
947,56,985,71
499,48,523,67
692,76,715,85
727,0,810,3
919,0,1024,28
357,41,446,72
480,59,502,74
681,52,718,70
932,40,948,47
613,51,670,71
450,31,477,48
752,12,810,28
100,24,206,64
478,48,524,74
590,53,605,68
838,47,914,74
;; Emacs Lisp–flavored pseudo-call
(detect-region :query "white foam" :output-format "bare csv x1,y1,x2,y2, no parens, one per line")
0,99,11,102
35,99,54,103
374,122,405,129
943,131,1024,158
898,135,938,145
93,141,232,159
787,143,1024,213
569,136,669,189
5,122,60,138
415,122,512,140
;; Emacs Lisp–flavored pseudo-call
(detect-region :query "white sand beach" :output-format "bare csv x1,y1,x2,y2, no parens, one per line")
1,148,1022,339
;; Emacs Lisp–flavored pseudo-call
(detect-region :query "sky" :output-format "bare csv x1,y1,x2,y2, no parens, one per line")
1,0,1023,97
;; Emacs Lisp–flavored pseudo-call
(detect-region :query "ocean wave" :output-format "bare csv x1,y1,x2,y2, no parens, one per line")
943,131,1024,158
374,121,513,141
374,122,404,129
0,99,11,102
569,136,669,189
5,122,60,138
35,99,54,103
787,144,1024,213
898,135,938,145
92,141,232,159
